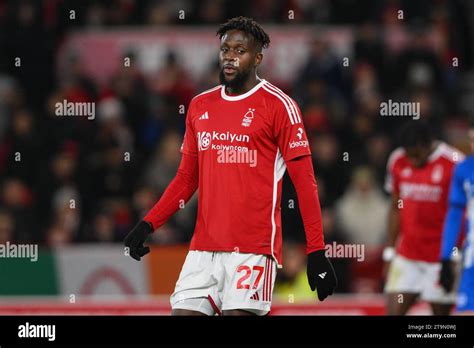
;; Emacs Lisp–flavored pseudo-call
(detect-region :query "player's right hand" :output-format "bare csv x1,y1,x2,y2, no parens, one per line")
439,259,455,292
124,221,153,261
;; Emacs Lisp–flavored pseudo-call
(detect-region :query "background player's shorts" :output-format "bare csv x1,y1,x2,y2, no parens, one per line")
456,267,474,312
170,251,276,316
384,254,457,303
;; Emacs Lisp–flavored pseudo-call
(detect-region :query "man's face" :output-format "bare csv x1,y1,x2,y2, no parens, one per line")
405,143,432,167
219,29,262,89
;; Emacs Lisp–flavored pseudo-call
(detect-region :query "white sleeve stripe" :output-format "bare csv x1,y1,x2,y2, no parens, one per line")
264,82,300,124
263,83,298,122
288,97,301,123
262,84,296,125
265,82,301,123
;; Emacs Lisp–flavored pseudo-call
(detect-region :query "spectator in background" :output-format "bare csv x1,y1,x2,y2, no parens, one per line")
107,50,148,146
395,28,443,95
311,133,348,206
0,210,14,244
51,185,81,239
90,141,135,201
148,51,195,108
364,134,392,186
300,78,348,130
95,97,134,153
0,108,42,187
1,178,36,243
0,77,23,140
2,0,54,109
335,166,389,246
59,51,97,103
86,211,117,243
146,1,183,25
294,37,348,112
354,23,387,87
45,224,73,247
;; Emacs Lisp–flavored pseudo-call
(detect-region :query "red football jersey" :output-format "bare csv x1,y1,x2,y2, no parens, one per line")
385,142,464,262
180,79,311,267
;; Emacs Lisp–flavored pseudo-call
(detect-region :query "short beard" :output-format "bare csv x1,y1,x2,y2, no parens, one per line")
219,68,252,92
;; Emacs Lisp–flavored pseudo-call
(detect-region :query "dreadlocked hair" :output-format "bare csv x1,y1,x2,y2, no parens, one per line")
216,16,270,50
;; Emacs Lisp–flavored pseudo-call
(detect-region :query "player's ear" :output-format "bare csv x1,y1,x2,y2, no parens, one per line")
255,52,263,67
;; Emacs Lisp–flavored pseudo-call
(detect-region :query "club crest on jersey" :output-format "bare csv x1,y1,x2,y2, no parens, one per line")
401,167,412,178
296,127,303,140
241,108,255,127
431,164,443,183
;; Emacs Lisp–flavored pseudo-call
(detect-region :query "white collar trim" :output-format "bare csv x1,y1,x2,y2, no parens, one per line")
221,79,266,101
428,141,444,162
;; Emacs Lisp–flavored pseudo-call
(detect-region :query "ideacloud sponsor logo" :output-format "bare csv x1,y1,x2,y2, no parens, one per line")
289,127,308,149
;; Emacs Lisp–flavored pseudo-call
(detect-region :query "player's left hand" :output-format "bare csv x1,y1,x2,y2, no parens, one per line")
439,259,455,292
307,250,338,301
124,221,152,261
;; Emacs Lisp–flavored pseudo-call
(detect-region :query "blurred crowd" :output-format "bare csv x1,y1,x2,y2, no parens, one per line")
0,0,473,295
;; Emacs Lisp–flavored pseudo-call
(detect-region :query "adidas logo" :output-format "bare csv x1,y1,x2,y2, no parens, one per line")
318,272,327,279
199,112,209,120
250,292,260,301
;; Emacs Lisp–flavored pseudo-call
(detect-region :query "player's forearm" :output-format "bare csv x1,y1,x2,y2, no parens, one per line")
286,155,325,254
387,195,400,248
440,205,464,260
143,153,199,230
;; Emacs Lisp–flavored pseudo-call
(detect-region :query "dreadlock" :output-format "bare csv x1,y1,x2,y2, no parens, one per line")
216,16,270,51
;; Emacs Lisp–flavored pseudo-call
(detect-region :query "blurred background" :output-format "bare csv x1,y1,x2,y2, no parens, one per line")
0,0,473,315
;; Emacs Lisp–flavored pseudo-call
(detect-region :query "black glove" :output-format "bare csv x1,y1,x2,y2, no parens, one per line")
124,221,152,261
307,250,338,301
440,259,455,292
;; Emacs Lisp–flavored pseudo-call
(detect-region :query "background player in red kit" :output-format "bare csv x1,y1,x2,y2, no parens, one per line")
124,17,337,315
384,121,463,315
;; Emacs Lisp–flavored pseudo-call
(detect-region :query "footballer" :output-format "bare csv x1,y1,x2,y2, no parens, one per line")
124,17,337,315
384,121,463,315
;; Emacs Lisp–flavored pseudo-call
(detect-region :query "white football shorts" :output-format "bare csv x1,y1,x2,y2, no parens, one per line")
385,254,457,303
170,250,277,315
